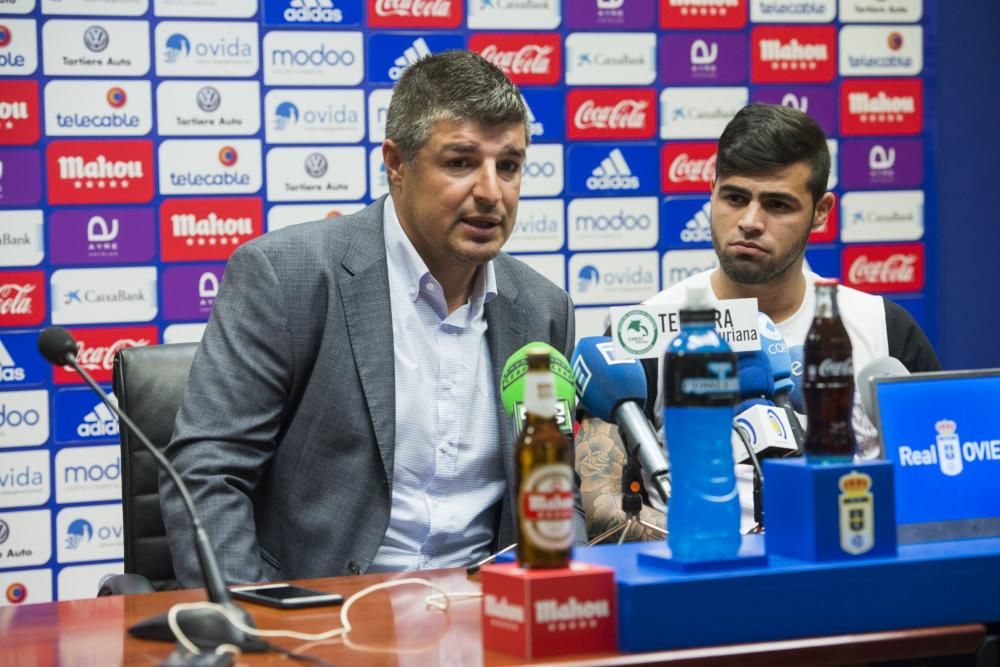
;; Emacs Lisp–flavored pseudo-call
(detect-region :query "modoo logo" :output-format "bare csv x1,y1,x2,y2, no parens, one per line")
272,42,355,67
63,457,120,485
575,209,651,232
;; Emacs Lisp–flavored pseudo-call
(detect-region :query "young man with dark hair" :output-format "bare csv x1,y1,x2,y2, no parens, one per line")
161,51,584,587
577,103,940,540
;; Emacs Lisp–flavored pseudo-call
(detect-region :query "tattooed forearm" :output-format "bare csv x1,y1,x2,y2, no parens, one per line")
576,416,665,542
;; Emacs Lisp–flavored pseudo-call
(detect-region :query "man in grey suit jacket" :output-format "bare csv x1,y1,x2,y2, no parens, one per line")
161,51,584,587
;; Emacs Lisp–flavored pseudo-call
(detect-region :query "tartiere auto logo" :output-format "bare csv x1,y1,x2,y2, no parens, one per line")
46,140,154,205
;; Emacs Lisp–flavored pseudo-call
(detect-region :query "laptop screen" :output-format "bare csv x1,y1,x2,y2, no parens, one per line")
872,369,1000,544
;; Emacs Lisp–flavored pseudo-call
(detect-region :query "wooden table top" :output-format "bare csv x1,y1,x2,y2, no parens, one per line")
0,567,986,667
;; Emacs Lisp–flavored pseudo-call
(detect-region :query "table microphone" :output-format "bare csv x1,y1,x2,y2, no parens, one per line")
37,326,266,653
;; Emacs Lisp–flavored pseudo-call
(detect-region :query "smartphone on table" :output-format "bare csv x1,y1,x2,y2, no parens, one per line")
229,583,345,609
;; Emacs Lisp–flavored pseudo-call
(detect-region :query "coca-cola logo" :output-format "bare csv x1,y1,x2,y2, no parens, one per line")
0,283,35,317
480,44,552,75
669,153,716,183
54,326,158,384
574,100,648,130
661,142,716,193
815,358,854,378
74,338,150,372
567,89,656,140
469,34,561,85
0,271,44,326
367,0,461,27
841,243,924,294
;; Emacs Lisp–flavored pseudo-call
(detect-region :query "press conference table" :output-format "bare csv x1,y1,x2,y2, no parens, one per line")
0,566,986,667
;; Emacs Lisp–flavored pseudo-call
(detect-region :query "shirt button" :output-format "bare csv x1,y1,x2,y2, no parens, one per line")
426,282,436,292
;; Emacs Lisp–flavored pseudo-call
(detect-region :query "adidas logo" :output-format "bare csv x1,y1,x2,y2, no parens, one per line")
0,340,26,383
389,37,432,80
586,149,639,190
522,95,544,137
285,0,344,23
77,399,120,438
681,200,712,243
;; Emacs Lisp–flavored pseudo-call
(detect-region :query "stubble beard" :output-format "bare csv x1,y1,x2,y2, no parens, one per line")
712,214,814,286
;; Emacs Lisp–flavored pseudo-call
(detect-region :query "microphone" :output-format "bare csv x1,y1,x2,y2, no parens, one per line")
37,327,265,652
570,336,670,505
500,341,576,436
733,347,799,463
757,312,808,450
857,356,910,421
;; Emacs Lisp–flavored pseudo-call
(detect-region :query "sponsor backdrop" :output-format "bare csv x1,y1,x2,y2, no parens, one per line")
0,0,936,603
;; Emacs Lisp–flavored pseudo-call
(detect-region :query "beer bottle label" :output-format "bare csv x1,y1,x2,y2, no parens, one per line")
520,463,574,551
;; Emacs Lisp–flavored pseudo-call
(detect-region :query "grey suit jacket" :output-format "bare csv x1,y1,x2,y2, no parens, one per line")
160,196,583,587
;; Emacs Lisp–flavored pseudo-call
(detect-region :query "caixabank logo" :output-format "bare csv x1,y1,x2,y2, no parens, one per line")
46,140,154,205
470,33,562,86
841,79,923,136
751,26,836,84
49,208,156,266
566,144,658,197
159,140,262,195
842,242,924,294
368,33,464,85
367,0,462,28
567,88,656,141
0,211,44,269
53,326,158,385
44,81,152,137
160,197,263,262
0,80,40,145
263,0,363,26
155,21,259,78
467,0,560,30
564,32,656,86
50,267,158,325
0,19,39,76
751,85,837,135
661,142,716,193
0,270,45,327
161,264,224,321
42,20,150,77
660,0,747,29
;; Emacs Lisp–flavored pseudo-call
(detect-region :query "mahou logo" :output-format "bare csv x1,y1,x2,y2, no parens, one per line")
660,0,747,29
842,243,924,294
841,79,923,136
47,140,154,205
54,326,158,384
567,89,656,141
471,33,562,86
751,26,836,84
160,197,263,262
367,0,462,28
0,270,44,327
661,142,716,193
0,80,40,146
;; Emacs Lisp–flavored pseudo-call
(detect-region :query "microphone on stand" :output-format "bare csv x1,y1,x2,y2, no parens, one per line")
757,312,808,452
37,327,265,653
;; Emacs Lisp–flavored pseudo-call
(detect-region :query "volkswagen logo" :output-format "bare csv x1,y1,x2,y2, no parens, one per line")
196,86,221,113
0,519,9,546
304,152,328,178
83,25,110,53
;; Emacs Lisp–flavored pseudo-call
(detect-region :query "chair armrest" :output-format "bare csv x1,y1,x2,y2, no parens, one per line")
98,573,156,597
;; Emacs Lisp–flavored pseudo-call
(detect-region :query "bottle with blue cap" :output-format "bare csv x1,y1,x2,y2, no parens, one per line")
663,286,742,560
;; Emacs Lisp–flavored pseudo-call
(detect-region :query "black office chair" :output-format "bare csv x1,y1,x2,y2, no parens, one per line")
98,343,198,596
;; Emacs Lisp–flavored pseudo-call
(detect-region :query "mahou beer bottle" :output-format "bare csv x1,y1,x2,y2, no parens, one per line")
516,348,573,569
803,279,857,461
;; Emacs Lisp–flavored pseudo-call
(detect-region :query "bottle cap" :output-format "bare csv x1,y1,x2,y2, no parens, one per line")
680,285,717,324
814,278,840,287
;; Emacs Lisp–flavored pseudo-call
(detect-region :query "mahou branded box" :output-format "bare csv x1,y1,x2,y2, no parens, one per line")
481,561,616,659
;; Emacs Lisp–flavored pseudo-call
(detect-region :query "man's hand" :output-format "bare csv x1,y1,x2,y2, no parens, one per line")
576,416,665,542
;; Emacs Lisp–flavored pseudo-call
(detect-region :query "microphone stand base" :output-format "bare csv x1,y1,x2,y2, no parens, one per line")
129,603,268,653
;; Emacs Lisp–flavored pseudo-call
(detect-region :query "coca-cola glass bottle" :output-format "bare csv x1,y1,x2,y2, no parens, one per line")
803,279,857,462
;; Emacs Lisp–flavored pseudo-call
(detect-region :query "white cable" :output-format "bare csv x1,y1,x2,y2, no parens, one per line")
166,577,481,655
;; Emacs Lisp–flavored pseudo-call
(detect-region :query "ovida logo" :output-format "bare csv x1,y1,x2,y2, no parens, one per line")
0,341,26,383
681,201,712,243
273,101,299,129
164,33,191,62
304,152,328,178
83,26,110,53
165,32,253,63
283,0,345,23
587,149,639,191
389,37,431,79
196,86,221,113
65,519,94,550
77,401,119,439
576,263,653,292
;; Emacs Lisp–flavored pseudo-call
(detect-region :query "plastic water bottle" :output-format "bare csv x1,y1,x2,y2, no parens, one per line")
663,287,741,561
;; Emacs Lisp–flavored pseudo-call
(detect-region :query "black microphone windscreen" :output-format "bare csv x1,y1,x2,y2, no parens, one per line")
37,326,78,366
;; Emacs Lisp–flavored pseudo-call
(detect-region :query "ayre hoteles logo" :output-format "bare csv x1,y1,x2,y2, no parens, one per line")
565,0,656,29
367,32,463,85
467,0,560,30
569,251,659,306
840,78,922,136
266,146,367,202
470,33,562,86
840,190,924,243
839,25,923,77
660,142,716,193
42,20,150,77
49,208,156,266
44,81,152,137
367,0,462,28
0,270,45,327
264,30,363,86
567,196,659,251
659,32,748,85
841,138,923,190
751,26,836,84
53,326,158,385
50,266,158,325
157,81,261,136
46,140,155,205
0,19,40,76
0,389,49,449
158,139,262,195
0,80,40,145
750,0,835,22
0,450,50,510
155,21,259,78
659,0,747,29
660,86,747,139
565,32,656,86
160,197,262,262
751,85,837,135
162,264,224,321
265,89,365,144
841,242,924,294
0,211,45,268
567,88,656,141
263,0,363,26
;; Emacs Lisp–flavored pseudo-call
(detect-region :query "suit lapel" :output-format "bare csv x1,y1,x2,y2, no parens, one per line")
339,198,398,486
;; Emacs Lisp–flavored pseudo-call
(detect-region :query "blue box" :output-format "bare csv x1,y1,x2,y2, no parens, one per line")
764,458,897,561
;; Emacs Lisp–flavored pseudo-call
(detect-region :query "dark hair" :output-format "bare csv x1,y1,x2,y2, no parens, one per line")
385,50,530,163
715,103,831,205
